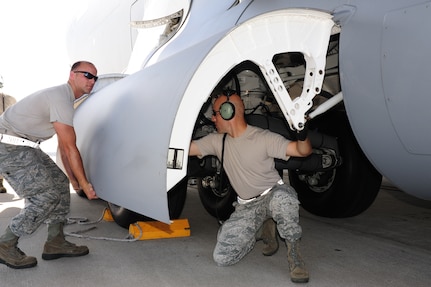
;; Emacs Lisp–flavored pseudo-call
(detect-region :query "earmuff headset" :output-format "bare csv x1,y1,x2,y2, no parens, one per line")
219,90,236,121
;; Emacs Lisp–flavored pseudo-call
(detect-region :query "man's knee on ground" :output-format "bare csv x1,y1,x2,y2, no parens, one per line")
213,252,236,267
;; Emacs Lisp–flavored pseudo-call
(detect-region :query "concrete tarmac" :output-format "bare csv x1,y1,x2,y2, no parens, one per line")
1,179,430,287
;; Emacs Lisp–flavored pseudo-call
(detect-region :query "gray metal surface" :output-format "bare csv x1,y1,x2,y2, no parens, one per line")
73,37,222,223
337,1,431,200
73,0,431,225
1,179,430,287
73,0,247,223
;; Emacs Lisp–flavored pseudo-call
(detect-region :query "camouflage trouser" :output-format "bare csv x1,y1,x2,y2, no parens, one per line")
213,183,302,266
0,143,70,237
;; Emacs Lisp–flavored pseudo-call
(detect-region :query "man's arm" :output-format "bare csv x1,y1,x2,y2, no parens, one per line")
53,122,98,199
57,147,80,190
189,141,202,157
286,138,312,157
286,125,313,157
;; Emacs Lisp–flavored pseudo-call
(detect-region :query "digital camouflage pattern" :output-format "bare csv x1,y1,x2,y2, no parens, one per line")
0,143,69,236
213,184,302,266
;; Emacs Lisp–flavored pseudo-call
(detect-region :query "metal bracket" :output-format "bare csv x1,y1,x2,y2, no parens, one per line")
256,11,335,130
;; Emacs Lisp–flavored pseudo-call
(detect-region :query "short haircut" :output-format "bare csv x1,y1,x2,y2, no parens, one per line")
70,61,95,71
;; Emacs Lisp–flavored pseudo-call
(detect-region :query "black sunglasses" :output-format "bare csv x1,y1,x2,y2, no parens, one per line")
74,71,98,82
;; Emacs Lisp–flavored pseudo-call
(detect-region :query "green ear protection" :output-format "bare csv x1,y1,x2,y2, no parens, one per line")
219,90,236,121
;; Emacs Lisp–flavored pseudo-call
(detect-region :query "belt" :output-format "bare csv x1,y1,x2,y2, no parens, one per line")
237,179,284,205
0,134,40,149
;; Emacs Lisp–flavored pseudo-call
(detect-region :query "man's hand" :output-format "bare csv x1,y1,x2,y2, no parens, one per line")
296,123,308,141
71,179,80,191
82,183,98,200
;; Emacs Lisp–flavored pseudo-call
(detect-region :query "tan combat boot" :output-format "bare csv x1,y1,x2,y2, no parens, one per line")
260,219,279,256
42,223,89,260
0,226,37,269
286,240,309,283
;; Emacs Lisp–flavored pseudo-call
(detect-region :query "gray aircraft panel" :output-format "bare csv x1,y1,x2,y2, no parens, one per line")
74,32,227,223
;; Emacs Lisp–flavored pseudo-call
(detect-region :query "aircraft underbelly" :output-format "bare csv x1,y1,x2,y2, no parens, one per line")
381,3,431,155
339,2,431,200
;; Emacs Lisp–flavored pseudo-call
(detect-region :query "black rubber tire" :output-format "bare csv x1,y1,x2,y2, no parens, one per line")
197,174,236,222
289,111,382,217
108,177,188,228
107,203,143,229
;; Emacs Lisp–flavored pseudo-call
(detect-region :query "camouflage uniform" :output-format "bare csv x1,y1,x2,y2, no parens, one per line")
0,92,17,192
0,144,70,236
0,69,94,269
213,183,301,266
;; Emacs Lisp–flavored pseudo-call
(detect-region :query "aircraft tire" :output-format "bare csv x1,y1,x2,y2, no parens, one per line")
197,174,236,222
289,111,382,217
107,203,143,229
108,177,188,228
